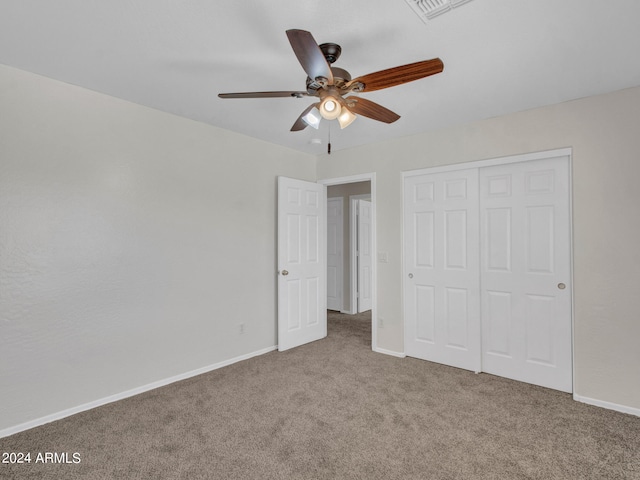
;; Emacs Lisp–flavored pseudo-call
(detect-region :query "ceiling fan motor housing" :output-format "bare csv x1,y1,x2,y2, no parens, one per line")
306,66,352,93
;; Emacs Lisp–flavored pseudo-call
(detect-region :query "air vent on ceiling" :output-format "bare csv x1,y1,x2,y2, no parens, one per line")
405,0,474,22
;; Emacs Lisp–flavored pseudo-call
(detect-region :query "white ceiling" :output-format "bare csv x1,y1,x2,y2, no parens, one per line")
2,0,640,155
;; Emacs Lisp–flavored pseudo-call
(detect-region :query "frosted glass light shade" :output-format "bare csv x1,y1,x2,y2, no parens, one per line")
302,106,321,129
337,108,356,129
319,97,342,120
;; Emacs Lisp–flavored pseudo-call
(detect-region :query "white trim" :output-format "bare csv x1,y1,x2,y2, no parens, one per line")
0,345,277,439
319,173,377,351
568,155,576,395
574,394,640,417
373,347,406,358
320,173,373,186
402,147,573,178
350,194,371,315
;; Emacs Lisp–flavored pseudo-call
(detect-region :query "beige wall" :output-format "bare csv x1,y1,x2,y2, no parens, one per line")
0,65,315,432
2,62,639,433
317,86,640,411
327,181,371,312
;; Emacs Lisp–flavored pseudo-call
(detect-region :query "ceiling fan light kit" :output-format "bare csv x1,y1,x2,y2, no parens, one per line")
218,29,444,135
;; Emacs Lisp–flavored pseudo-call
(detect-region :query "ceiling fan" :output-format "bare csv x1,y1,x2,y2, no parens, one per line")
218,29,444,131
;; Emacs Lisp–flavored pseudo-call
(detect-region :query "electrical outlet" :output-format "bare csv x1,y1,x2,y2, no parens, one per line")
239,323,245,334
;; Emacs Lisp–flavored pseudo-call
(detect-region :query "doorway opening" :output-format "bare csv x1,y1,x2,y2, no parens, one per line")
320,174,377,351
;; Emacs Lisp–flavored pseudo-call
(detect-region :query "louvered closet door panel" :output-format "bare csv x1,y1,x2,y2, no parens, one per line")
404,169,481,372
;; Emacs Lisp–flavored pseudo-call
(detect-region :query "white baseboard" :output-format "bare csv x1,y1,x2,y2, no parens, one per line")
373,346,406,358
0,345,277,439
574,394,640,417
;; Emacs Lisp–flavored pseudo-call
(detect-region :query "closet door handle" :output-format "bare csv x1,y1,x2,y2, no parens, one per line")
408,273,414,279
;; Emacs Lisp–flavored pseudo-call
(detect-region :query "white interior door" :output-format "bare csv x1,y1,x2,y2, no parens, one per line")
480,156,572,392
357,200,373,312
404,169,481,372
277,176,327,352
327,197,343,311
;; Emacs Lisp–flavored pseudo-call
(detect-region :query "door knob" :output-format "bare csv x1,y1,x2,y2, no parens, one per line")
281,270,289,276
408,273,414,279
557,283,566,290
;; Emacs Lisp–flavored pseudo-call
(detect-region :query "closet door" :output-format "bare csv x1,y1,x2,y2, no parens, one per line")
480,156,572,392
404,169,481,372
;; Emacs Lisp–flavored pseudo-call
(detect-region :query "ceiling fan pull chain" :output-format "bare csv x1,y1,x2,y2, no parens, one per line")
328,123,331,155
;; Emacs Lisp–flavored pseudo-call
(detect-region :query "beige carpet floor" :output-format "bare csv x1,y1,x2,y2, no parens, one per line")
1,311,639,479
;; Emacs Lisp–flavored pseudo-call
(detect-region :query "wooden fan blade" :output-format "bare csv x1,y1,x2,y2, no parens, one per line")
218,91,309,99
291,103,320,131
346,97,400,124
347,58,443,92
286,29,334,84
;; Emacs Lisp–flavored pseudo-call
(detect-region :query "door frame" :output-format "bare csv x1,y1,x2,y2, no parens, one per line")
356,198,374,313
350,194,371,315
318,173,378,352
401,147,574,392
327,196,344,312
